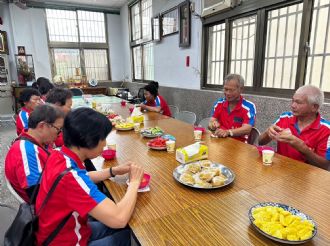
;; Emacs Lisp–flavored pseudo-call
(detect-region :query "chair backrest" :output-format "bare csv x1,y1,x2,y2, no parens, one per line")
133,88,145,104
5,176,24,204
247,127,260,146
198,117,212,129
168,105,179,118
70,88,84,96
175,111,196,125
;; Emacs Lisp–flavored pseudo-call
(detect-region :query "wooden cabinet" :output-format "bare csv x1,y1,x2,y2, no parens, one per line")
80,87,107,95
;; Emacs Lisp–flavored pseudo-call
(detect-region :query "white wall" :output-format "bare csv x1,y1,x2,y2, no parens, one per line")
9,4,52,80
107,14,125,81
120,0,202,89
120,4,131,82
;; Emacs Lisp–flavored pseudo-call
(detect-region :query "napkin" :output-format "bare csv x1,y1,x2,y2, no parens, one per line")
91,156,105,171
183,142,200,157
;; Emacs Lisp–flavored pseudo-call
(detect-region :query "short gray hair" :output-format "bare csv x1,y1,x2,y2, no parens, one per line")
224,74,245,88
295,85,324,108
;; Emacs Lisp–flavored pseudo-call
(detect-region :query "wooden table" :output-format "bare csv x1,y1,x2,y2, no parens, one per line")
103,116,330,245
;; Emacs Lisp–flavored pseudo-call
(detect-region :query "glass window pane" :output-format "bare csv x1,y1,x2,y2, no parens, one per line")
206,23,226,85
133,46,142,80
143,43,154,80
84,49,109,80
141,0,152,40
46,9,78,42
263,3,303,89
53,49,80,81
305,0,330,92
230,15,257,87
78,11,106,43
131,3,141,41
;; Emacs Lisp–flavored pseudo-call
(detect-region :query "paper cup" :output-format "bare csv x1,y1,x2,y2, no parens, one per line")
194,130,202,141
262,150,275,165
92,101,97,109
107,143,116,150
134,123,141,132
166,140,176,152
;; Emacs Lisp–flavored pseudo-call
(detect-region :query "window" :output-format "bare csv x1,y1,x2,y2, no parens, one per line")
263,4,303,89
203,0,330,96
305,0,330,92
129,0,154,81
46,9,109,81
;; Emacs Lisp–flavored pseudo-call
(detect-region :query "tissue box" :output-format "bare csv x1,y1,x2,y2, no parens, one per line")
176,144,208,164
132,115,144,123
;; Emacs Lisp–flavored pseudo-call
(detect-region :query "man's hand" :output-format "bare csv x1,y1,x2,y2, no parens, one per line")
209,119,220,131
277,132,305,151
214,128,230,138
266,125,283,139
139,104,147,110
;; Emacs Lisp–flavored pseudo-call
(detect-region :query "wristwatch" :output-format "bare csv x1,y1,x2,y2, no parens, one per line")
109,167,115,177
228,130,234,137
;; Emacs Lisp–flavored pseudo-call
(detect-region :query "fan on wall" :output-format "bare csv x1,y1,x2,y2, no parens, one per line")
89,78,98,87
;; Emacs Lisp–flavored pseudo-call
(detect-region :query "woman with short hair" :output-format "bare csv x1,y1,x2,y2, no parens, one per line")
36,108,143,245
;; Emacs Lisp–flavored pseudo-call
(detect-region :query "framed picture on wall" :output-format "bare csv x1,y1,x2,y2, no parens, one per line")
162,7,179,37
0,31,9,54
179,0,191,47
152,15,161,42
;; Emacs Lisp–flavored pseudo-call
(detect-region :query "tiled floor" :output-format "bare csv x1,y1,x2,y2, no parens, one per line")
0,121,19,208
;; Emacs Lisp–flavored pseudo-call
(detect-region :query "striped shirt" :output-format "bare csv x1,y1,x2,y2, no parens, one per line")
5,132,48,202
212,96,256,142
36,146,106,246
275,112,330,164
16,107,32,135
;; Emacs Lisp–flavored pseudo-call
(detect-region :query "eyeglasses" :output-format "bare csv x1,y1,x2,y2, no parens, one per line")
48,124,62,135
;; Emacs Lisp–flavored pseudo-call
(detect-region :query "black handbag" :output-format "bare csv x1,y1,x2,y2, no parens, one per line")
4,136,72,246
4,167,72,246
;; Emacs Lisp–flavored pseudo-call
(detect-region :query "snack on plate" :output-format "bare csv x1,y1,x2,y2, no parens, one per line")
115,122,134,129
147,137,167,148
252,206,315,241
141,126,164,136
195,180,212,188
211,176,226,186
200,160,212,168
198,170,216,182
179,173,195,185
184,163,201,174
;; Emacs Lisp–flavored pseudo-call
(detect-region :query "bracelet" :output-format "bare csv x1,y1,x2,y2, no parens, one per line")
109,167,115,177
228,130,234,137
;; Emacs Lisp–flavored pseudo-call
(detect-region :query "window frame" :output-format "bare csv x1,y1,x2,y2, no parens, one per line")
201,0,329,99
129,0,154,83
45,9,111,81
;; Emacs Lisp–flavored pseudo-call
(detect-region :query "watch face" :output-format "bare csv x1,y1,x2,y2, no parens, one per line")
89,79,98,87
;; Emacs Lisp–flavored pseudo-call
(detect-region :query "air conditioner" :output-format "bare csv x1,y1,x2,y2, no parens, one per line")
12,0,28,9
202,0,235,17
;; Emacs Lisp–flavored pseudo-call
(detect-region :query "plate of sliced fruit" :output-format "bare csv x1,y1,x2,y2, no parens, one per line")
115,122,134,131
147,137,167,150
140,126,164,138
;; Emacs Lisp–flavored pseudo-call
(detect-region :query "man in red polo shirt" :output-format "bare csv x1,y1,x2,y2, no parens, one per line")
259,85,330,170
16,88,41,135
5,104,64,203
209,74,256,143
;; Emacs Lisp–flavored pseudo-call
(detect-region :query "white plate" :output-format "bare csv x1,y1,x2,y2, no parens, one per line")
248,202,317,244
173,162,235,189
147,144,167,150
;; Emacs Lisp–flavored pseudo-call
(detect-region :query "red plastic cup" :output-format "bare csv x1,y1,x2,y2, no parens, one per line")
121,100,126,106
102,149,116,160
129,107,134,113
139,173,151,189
194,126,206,133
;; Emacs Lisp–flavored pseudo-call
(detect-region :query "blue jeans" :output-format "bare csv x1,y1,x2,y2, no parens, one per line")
88,221,131,246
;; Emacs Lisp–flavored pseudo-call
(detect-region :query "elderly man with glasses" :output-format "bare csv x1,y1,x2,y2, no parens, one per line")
259,85,330,170
5,104,65,203
209,74,257,143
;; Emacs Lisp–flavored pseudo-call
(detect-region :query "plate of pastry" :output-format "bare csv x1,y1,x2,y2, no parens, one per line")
173,160,235,189
249,202,317,244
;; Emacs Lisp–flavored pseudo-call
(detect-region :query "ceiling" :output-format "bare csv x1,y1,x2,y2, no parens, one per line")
27,0,129,10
